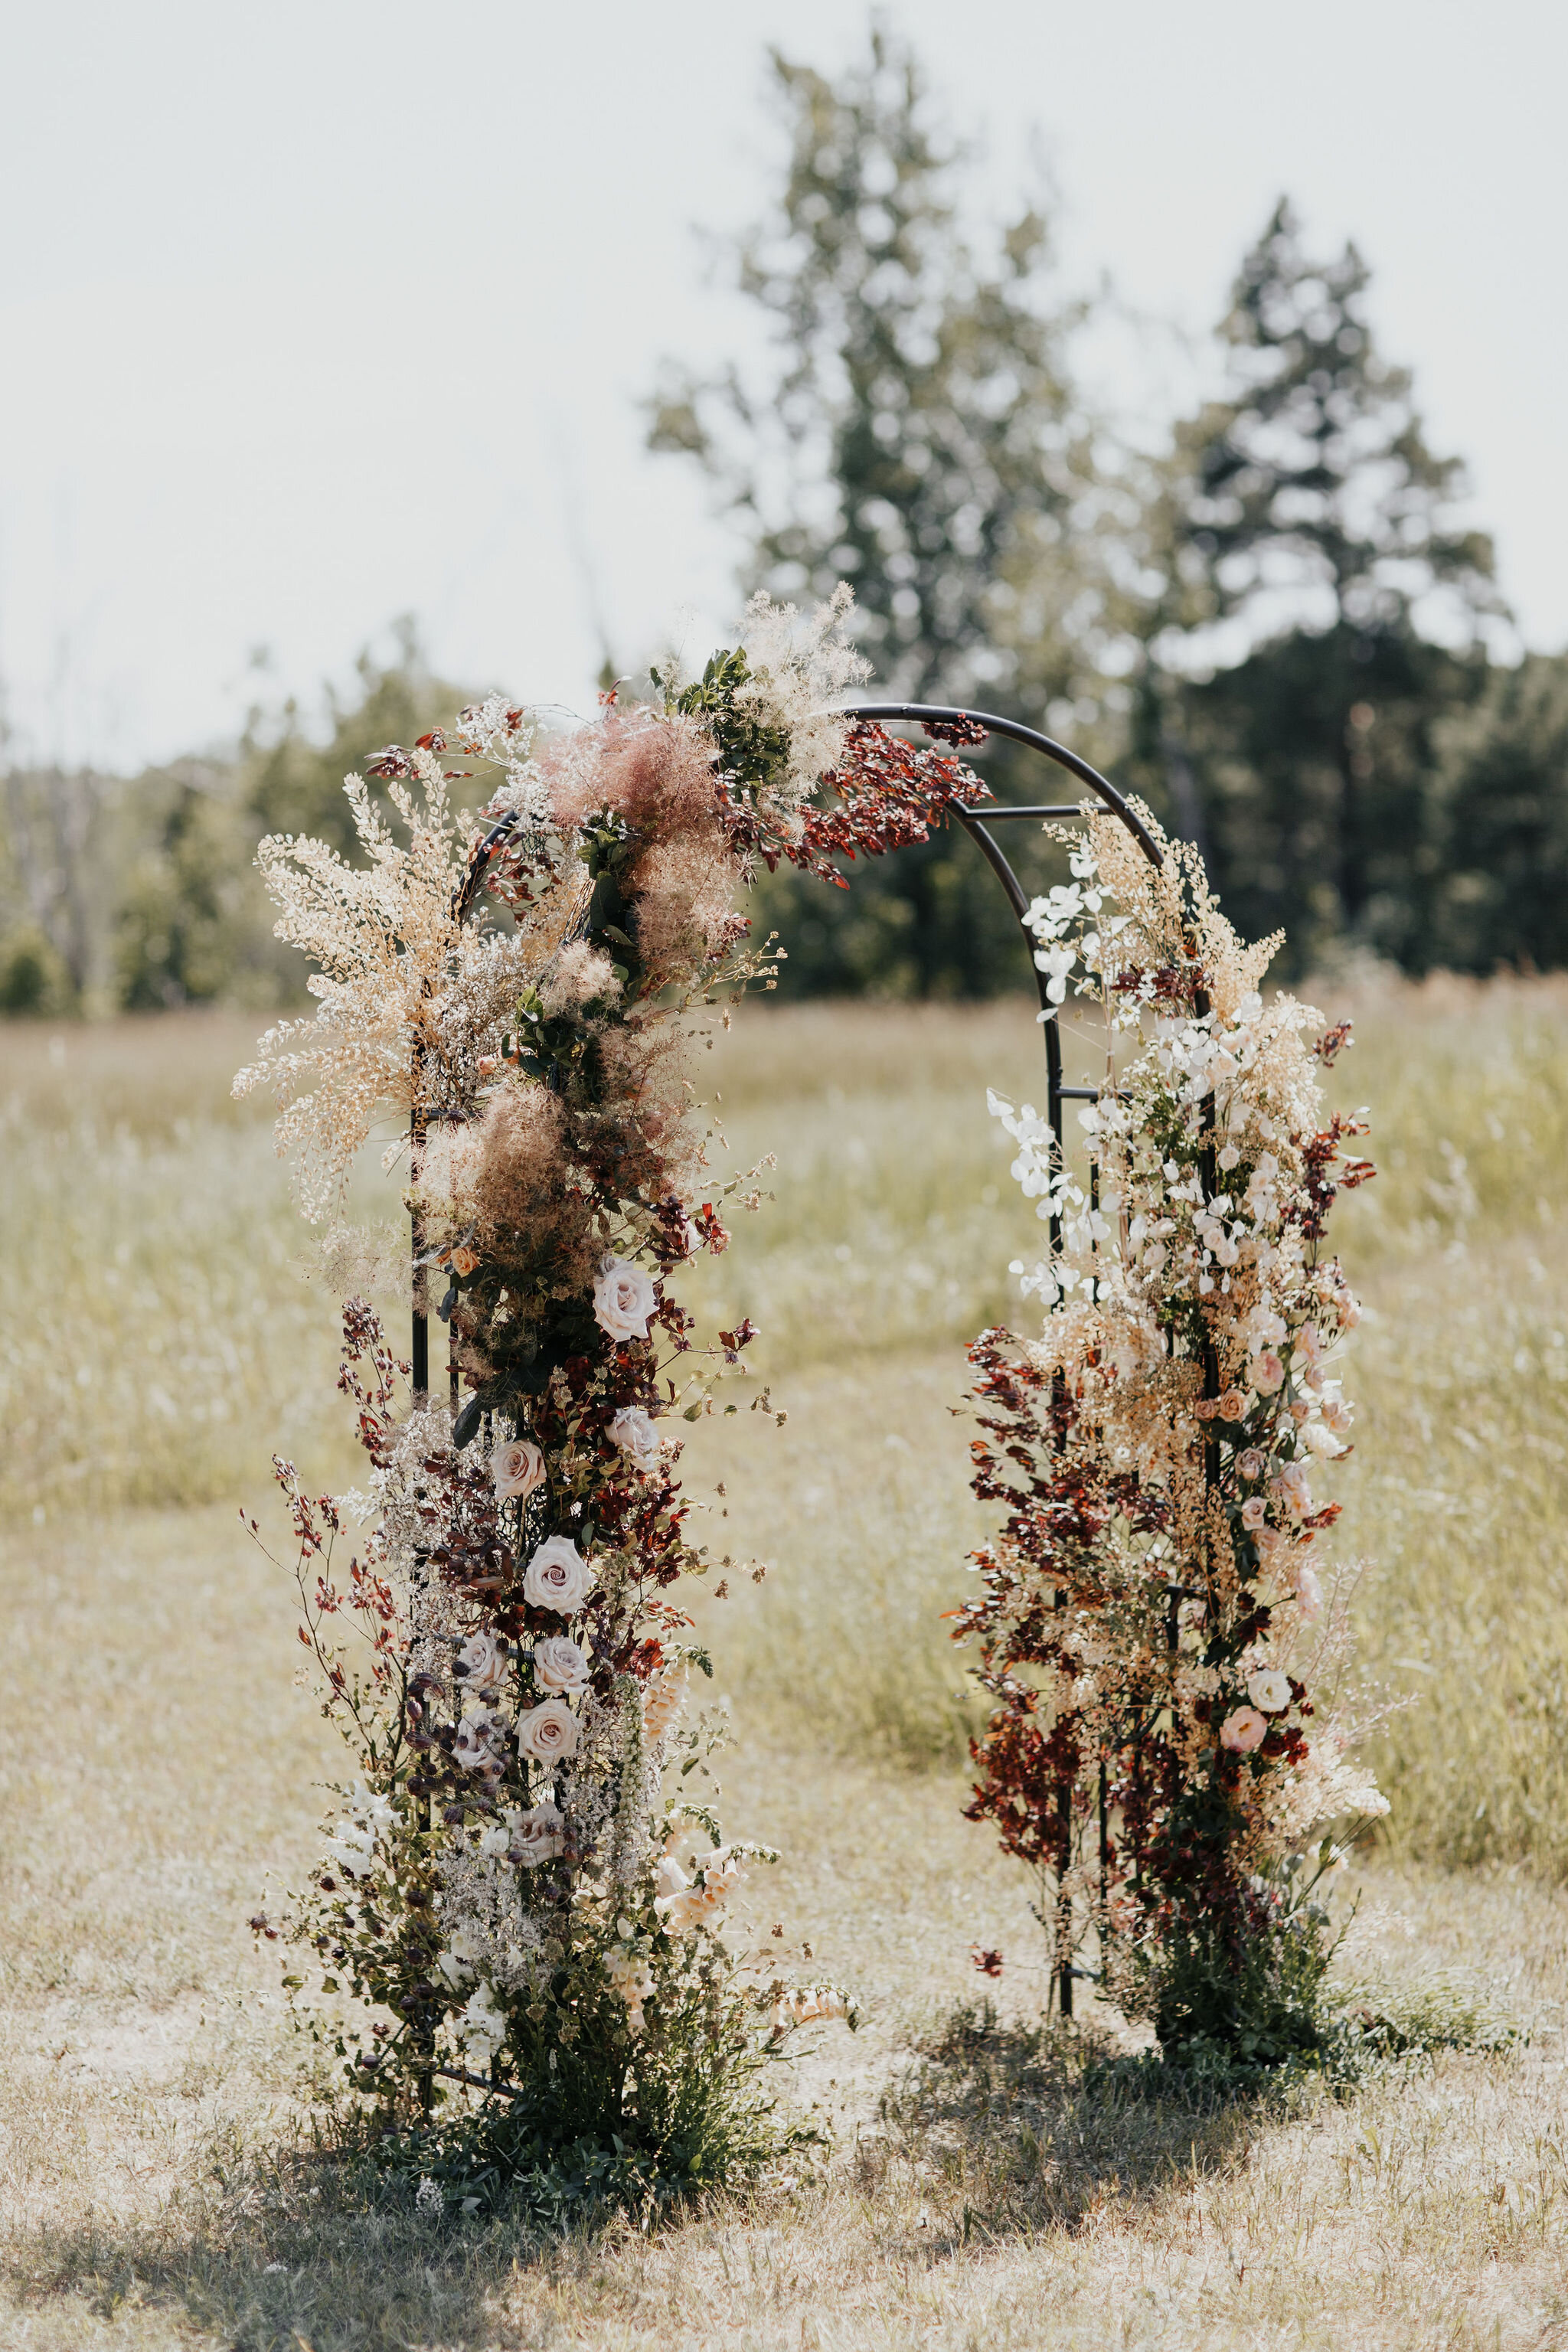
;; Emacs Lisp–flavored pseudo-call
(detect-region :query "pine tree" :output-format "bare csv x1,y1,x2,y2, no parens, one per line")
1145,199,1504,967
1428,652,1568,972
648,28,1115,996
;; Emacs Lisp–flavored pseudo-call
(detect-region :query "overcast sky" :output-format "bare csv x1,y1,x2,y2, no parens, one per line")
2,0,1561,771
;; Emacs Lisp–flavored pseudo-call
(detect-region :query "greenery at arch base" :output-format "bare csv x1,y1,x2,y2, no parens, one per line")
237,589,1386,2212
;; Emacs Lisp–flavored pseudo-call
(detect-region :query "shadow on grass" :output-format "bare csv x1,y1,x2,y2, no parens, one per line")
17,1981,1497,2348
4,2028,1264,2352
7,2125,669,2352
862,1998,1265,2250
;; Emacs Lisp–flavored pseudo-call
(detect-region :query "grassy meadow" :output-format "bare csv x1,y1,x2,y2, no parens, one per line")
5,978,1568,2349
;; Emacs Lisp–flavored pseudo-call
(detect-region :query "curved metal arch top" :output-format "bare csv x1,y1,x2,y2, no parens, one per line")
843,701,1165,867
430,703,1155,1388
841,698,1160,1153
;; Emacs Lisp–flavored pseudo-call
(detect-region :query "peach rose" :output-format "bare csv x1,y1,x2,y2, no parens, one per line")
1253,1351,1285,1395
1220,1706,1267,1753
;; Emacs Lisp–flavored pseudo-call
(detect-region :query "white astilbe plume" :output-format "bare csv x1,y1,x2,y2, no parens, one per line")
737,584,871,808
233,753,467,1220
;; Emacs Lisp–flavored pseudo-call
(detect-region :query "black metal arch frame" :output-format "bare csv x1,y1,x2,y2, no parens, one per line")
414,702,1162,1395
844,701,1163,1247
411,704,1166,2024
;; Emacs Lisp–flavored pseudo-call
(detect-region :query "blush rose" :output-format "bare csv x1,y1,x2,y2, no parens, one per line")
608,1404,662,1468
492,1438,546,1504
523,1536,596,1614
517,1697,580,1764
593,1256,657,1343
533,1635,590,1694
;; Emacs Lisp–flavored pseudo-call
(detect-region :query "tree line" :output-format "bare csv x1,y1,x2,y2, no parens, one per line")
5,25,1566,1016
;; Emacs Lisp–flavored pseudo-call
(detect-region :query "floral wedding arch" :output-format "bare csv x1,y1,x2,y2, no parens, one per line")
238,589,1381,2170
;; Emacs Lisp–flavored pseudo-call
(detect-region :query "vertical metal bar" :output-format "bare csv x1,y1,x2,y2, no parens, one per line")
1099,1757,1109,1977
410,1056,429,1401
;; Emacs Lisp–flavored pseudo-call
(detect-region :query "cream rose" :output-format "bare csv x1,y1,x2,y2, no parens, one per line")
492,1437,546,1504
510,1798,565,1867
523,1535,596,1614
608,1404,662,1469
1246,1667,1291,1714
593,1256,657,1343
1237,1447,1266,1481
1220,1705,1268,1753
456,1628,509,1696
1240,1495,1268,1530
517,1696,580,1764
533,1635,590,1695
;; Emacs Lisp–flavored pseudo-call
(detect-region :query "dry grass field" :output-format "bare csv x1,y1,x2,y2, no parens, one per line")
4,979,1568,2350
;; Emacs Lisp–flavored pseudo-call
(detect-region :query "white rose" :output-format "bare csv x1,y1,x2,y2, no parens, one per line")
492,1437,546,1503
533,1634,590,1694
456,1628,509,1696
1246,1668,1292,1714
509,1799,565,1867
593,1256,657,1343
517,1696,580,1764
523,1535,596,1614
608,1405,662,1469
